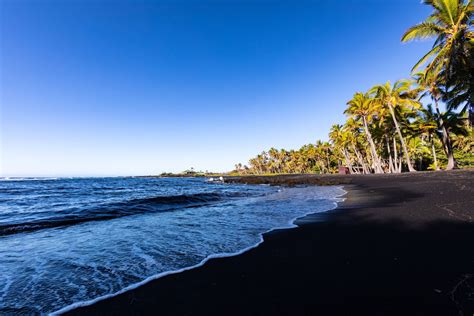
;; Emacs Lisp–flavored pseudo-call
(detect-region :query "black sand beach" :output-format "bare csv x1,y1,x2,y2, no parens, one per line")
67,170,474,315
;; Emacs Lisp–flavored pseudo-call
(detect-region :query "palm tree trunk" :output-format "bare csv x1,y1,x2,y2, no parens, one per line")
393,135,403,173
388,104,416,172
385,134,395,173
431,138,439,171
326,149,331,172
362,146,373,173
444,131,457,170
351,143,369,174
392,136,399,173
362,116,384,173
434,98,457,170
341,149,355,174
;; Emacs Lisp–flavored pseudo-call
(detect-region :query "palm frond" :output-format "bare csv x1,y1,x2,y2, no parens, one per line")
401,22,445,42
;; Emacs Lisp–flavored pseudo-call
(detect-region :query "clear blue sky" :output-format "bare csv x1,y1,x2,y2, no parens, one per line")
1,0,433,176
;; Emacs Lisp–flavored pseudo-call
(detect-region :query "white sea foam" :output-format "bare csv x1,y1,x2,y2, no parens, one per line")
0,178,346,315
52,187,346,315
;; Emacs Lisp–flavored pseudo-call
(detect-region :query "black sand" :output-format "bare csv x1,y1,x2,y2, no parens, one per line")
67,170,474,315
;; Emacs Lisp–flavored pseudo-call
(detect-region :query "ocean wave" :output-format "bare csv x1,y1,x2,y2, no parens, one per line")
52,188,346,315
0,192,240,236
0,178,345,314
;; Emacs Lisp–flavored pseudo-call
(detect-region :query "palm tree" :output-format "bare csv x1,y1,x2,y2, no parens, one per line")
329,124,355,173
373,96,400,173
415,105,441,170
408,137,432,170
317,140,333,173
370,80,421,172
452,127,474,153
344,118,371,174
414,70,460,169
234,163,243,174
268,148,280,173
434,107,469,168
442,108,471,141
239,1,474,175
401,0,474,124
345,92,384,173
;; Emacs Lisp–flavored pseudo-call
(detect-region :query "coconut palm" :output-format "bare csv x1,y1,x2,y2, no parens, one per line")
414,67,461,169
414,105,441,170
452,128,474,153
345,92,384,173
373,95,401,173
236,0,474,176
344,118,371,174
401,0,474,123
370,80,421,172
329,124,355,173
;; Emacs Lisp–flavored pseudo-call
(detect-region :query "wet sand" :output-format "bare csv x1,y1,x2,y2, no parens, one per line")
67,170,474,315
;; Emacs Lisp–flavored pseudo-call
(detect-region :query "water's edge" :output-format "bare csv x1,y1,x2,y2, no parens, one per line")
52,186,347,315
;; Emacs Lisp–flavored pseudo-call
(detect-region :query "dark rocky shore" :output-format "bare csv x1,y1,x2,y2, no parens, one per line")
67,170,474,315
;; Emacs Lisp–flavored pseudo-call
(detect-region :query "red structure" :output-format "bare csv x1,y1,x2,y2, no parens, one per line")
338,166,350,174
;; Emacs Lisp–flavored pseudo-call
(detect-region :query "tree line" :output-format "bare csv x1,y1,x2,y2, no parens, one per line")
234,0,473,175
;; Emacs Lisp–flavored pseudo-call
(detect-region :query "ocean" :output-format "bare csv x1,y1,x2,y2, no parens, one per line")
0,177,344,314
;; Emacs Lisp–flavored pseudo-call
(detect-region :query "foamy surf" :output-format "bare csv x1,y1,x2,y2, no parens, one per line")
0,177,345,314
52,187,345,315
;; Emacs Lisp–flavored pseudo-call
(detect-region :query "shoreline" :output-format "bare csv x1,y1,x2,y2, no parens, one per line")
67,170,473,315
54,186,345,315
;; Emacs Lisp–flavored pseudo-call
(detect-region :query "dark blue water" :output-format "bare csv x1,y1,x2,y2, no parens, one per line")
0,177,344,314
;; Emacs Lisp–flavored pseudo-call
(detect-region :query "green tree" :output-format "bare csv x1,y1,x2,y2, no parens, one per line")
415,105,442,170
370,80,421,172
345,92,384,173
401,0,474,124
